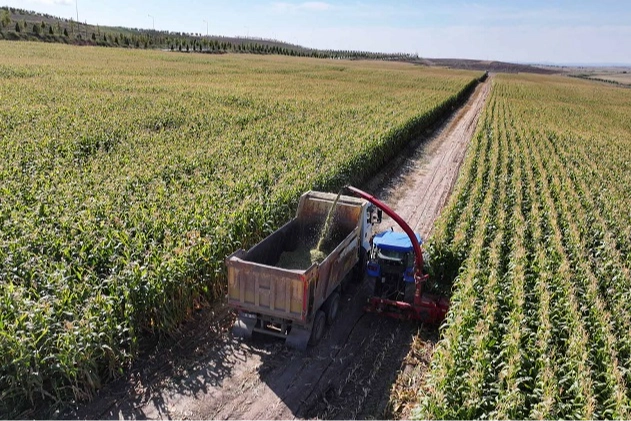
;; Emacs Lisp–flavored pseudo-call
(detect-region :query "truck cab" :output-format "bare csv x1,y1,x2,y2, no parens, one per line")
367,230,422,304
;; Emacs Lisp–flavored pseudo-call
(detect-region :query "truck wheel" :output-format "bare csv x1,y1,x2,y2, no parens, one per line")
309,310,326,346
323,292,340,326
353,249,367,283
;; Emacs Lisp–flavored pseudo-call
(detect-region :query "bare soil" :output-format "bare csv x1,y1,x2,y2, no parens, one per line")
66,79,491,421
371,78,491,240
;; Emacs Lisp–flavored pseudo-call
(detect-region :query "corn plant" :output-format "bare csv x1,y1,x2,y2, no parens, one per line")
415,73,631,419
0,41,484,417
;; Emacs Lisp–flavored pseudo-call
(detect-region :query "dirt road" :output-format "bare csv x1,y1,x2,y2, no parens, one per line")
70,78,491,421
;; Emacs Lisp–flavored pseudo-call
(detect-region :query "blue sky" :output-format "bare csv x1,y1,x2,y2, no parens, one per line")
4,0,631,64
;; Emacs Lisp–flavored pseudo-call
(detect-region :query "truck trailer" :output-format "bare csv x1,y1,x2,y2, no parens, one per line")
226,191,377,350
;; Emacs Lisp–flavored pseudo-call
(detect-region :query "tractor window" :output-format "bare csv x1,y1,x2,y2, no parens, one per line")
377,248,406,262
377,249,415,266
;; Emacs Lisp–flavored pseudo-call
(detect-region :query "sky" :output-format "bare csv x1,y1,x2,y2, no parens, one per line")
4,0,631,64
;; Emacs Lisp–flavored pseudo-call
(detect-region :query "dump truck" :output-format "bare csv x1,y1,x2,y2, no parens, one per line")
226,191,378,350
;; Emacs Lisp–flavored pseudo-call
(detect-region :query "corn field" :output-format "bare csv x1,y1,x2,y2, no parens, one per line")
416,74,631,419
0,42,482,416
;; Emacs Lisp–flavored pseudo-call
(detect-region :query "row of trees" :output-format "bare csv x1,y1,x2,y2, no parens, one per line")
0,9,78,38
168,39,416,61
0,6,419,62
7,20,65,36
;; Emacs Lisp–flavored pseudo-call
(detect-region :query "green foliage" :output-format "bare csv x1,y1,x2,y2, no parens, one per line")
415,74,631,419
0,42,481,417
0,9,10,28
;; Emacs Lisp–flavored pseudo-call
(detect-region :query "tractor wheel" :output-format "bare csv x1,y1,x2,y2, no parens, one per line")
322,291,340,326
309,310,326,346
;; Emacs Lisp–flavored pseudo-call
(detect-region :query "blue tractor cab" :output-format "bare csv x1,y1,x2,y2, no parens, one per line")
367,230,422,303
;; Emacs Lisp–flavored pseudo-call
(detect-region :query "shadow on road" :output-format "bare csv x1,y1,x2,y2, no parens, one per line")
248,278,417,420
64,263,422,420
62,305,260,420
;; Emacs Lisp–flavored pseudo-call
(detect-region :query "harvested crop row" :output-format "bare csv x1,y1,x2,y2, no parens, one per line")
0,42,483,416
415,74,631,418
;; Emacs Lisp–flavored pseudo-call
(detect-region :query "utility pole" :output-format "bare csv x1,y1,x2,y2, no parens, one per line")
75,0,79,37
203,19,208,36
148,14,154,30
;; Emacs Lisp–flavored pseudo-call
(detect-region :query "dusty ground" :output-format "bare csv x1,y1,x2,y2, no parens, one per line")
373,78,491,240
66,79,491,421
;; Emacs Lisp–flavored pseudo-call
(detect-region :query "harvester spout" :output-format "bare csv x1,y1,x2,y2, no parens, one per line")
344,185,424,278
344,185,448,324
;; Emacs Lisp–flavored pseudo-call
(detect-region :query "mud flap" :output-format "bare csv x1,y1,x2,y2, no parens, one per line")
233,313,256,339
285,325,311,351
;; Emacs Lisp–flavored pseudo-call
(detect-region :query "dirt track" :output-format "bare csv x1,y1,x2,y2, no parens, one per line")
69,78,491,421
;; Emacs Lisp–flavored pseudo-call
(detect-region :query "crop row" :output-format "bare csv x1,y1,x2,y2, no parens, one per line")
0,42,483,416
416,74,631,419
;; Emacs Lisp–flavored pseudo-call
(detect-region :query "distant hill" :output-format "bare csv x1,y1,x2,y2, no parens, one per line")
0,6,557,74
420,58,557,74
0,6,414,60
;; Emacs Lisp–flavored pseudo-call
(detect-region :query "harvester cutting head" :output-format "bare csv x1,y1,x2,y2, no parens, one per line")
343,185,449,325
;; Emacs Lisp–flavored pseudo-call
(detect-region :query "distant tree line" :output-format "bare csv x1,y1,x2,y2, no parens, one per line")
568,74,629,87
0,6,419,62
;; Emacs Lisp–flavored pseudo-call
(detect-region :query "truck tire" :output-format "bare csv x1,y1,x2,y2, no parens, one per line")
353,248,367,283
322,291,340,326
309,310,326,346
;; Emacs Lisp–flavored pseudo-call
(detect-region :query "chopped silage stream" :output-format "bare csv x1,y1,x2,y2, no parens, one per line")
277,192,342,269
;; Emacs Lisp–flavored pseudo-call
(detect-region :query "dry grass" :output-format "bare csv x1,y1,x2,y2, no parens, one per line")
386,329,436,419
